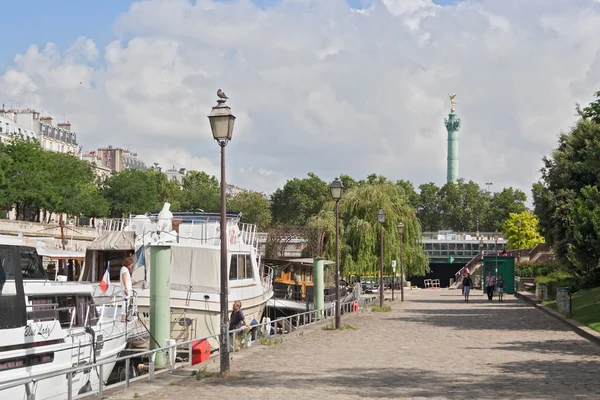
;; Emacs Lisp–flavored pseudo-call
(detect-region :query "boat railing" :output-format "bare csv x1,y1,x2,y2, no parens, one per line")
0,296,377,399
26,296,134,330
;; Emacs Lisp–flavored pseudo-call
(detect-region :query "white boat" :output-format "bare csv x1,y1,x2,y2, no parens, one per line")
82,206,274,350
0,236,132,400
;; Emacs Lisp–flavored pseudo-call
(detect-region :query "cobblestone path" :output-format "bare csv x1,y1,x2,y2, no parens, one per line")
106,289,600,399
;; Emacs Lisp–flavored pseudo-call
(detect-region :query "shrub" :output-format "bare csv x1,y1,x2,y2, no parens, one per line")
534,271,578,299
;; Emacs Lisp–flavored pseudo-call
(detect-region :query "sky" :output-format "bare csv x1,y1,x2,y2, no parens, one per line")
1,0,600,198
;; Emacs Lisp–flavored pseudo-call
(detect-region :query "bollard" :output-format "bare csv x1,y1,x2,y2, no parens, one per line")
556,287,570,314
125,358,131,388
98,366,104,398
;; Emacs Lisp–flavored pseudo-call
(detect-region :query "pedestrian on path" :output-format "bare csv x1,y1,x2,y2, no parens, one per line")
497,274,504,302
462,273,473,302
485,271,496,301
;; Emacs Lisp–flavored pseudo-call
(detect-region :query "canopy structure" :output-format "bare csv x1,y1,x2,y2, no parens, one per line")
86,231,135,251
36,247,85,261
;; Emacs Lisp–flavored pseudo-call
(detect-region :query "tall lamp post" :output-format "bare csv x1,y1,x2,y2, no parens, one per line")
378,209,385,308
208,90,236,375
330,178,344,329
397,222,404,302
516,219,522,262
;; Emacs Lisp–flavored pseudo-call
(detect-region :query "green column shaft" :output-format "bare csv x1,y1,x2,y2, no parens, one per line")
313,258,324,319
445,112,461,183
150,246,171,367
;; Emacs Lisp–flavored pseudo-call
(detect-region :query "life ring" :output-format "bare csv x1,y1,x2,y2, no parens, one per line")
229,228,237,245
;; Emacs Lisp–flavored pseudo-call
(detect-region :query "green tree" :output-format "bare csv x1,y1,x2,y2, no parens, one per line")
229,191,272,231
150,170,182,211
0,139,53,221
534,114,600,285
180,171,220,212
44,151,102,217
308,182,429,278
564,186,600,283
576,90,600,124
270,172,329,226
438,179,489,231
486,188,528,231
416,182,441,232
501,211,544,250
102,169,160,217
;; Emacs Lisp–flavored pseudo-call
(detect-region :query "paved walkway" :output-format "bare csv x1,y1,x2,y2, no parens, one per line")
105,289,600,399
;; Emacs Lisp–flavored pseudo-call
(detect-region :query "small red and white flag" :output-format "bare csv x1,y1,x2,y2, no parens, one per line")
99,262,110,293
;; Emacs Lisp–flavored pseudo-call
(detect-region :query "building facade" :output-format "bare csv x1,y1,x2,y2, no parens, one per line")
421,231,508,264
95,146,147,173
0,107,78,154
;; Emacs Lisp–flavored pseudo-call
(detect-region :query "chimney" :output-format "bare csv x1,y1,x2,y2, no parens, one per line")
57,121,71,131
40,116,53,125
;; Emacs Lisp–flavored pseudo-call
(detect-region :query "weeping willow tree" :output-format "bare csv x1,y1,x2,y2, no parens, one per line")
308,183,430,278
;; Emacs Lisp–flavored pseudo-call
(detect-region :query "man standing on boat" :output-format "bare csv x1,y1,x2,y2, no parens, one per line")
121,257,134,322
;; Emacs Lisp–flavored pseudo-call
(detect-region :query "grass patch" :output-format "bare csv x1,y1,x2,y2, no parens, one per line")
259,337,283,346
371,305,392,313
543,287,600,333
323,323,358,331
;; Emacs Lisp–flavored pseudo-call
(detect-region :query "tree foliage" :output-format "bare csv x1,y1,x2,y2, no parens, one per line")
501,211,544,250
270,172,329,226
229,191,272,231
180,171,220,212
101,169,160,217
534,103,600,285
308,182,429,278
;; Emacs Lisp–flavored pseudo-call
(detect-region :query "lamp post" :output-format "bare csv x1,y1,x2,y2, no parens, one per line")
378,209,385,308
329,178,344,329
516,219,522,262
397,222,404,302
208,90,236,375
391,260,396,301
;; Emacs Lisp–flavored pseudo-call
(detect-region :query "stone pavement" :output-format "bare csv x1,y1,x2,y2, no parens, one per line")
104,289,600,399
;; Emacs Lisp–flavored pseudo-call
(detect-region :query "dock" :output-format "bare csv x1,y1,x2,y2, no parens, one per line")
94,289,600,399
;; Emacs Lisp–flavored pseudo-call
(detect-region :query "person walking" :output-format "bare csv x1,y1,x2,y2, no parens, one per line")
462,272,473,302
120,257,134,322
497,274,505,302
485,271,496,301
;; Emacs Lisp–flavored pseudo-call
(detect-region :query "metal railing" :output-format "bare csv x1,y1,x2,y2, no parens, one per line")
0,297,376,399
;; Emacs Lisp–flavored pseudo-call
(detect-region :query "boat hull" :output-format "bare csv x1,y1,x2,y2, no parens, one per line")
128,287,273,349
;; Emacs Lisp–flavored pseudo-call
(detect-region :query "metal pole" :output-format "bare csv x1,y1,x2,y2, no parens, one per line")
98,366,104,398
400,232,404,302
335,200,341,329
125,358,131,388
380,225,384,308
392,269,395,301
219,143,230,374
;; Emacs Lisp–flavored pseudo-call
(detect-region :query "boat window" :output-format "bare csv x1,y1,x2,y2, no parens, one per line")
76,295,99,326
28,296,56,322
229,254,253,280
20,247,47,280
245,256,254,279
0,246,25,330
0,352,54,372
57,295,76,327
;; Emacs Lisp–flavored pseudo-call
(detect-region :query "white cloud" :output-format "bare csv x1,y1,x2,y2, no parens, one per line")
2,0,600,198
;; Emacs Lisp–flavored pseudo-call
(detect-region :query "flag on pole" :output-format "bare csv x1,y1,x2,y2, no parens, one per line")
99,261,110,293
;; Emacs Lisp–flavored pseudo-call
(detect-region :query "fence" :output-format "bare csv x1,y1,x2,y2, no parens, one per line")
0,297,377,400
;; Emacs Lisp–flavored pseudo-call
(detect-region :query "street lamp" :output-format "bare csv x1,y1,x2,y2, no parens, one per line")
397,222,404,302
377,209,385,308
516,219,522,262
208,90,236,375
329,178,344,329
